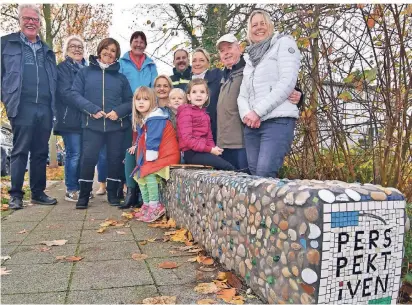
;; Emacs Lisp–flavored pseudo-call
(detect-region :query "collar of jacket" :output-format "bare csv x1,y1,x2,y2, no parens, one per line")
65,55,87,67
89,55,120,72
173,66,192,78
187,103,207,112
9,32,53,55
121,51,155,70
223,55,246,81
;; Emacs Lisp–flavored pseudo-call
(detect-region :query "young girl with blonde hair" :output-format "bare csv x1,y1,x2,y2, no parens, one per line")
129,87,180,222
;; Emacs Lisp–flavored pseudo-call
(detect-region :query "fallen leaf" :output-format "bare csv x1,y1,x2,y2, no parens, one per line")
197,299,216,305
148,218,176,229
187,257,198,262
169,250,177,254
139,241,148,246
0,256,11,261
227,295,245,304
198,256,214,266
216,272,227,281
116,231,126,235
199,266,217,272
164,231,176,236
17,229,28,234
214,280,229,289
121,212,134,219
178,245,195,251
1,267,11,275
39,247,51,252
55,256,66,260
147,238,157,242
170,228,188,242
184,240,194,246
226,272,243,290
194,282,219,294
163,236,171,242
65,256,83,262
1,204,9,211
132,253,148,261
97,227,107,233
188,248,203,253
40,240,68,247
142,296,177,304
159,261,178,269
187,231,193,241
114,221,126,227
217,288,236,302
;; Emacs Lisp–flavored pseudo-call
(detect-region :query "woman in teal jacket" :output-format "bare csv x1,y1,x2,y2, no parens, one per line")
118,31,158,209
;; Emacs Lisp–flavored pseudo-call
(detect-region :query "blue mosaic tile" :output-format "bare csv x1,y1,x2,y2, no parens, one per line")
331,211,359,228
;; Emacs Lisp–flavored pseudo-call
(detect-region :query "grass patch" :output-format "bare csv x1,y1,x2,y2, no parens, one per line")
402,202,412,283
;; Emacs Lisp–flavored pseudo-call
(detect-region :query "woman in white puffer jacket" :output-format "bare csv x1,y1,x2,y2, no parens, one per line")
237,10,301,178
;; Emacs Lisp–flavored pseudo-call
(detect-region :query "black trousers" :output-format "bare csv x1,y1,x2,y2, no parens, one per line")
9,103,52,198
79,128,125,182
183,150,235,171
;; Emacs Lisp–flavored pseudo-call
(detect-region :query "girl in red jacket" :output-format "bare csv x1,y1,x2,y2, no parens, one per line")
129,87,180,223
177,79,235,170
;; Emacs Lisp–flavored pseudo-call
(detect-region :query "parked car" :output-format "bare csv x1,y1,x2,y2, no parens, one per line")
1,125,13,176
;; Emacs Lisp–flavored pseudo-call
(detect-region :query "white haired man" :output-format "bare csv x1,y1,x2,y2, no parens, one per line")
1,4,58,209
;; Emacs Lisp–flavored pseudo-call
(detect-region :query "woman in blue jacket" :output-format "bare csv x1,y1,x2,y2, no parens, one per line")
118,31,158,209
70,38,133,209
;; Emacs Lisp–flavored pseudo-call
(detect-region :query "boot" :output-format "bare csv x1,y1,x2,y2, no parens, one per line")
107,179,121,206
135,187,144,208
76,181,93,209
118,187,136,209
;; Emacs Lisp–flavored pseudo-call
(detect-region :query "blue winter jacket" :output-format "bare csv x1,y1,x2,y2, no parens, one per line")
1,32,57,119
119,52,158,92
70,55,132,132
204,68,223,143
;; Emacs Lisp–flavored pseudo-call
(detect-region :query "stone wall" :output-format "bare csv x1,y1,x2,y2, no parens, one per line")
160,169,408,304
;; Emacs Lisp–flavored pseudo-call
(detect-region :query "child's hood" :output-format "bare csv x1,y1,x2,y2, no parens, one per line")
144,107,170,123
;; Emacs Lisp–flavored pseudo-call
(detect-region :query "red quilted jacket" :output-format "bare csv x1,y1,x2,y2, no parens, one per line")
176,104,215,152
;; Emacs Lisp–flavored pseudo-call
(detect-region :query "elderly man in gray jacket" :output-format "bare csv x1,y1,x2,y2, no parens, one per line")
1,4,58,209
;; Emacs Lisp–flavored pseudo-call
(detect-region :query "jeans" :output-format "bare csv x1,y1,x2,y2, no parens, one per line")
79,129,125,183
97,145,107,183
183,150,235,170
244,117,296,178
9,104,52,198
61,132,81,192
221,148,249,172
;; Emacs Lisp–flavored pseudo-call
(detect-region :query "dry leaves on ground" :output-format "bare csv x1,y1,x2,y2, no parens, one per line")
1,204,9,211
97,227,107,233
148,217,176,229
56,256,83,262
46,167,64,180
131,253,148,261
197,299,216,304
1,267,11,275
138,241,148,246
197,256,214,266
142,296,177,304
187,257,198,262
199,266,217,272
217,288,236,302
158,261,178,269
17,229,28,234
194,282,220,294
147,238,157,242
121,212,134,219
38,247,51,252
40,239,68,246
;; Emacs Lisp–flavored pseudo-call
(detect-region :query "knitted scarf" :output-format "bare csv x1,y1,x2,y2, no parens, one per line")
245,34,274,67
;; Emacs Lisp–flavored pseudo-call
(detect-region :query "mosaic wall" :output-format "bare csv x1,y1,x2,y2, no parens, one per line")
160,169,408,304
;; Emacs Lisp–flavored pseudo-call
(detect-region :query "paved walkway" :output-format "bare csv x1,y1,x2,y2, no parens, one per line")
1,181,261,304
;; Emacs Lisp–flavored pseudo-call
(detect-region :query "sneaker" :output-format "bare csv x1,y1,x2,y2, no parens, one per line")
65,191,79,202
134,204,149,220
141,203,166,223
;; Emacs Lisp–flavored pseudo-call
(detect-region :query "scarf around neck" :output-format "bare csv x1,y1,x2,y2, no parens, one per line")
192,69,208,79
97,59,112,70
246,34,274,67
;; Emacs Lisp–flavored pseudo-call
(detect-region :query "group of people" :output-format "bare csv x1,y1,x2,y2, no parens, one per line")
2,5,303,223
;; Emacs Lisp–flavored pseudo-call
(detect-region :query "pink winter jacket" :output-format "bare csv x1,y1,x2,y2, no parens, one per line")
176,104,215,152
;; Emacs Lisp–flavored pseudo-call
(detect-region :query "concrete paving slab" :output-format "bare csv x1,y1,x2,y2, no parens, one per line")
1,231,28,247
1,221,38,233
67,285,159,304
80,227,134,244
3,207,51,222
78,241,141,261
70,259,154,290
4,244,78,265
43,210,86,221
1,291,66,304
140,240,196,259
130,221,167,241
20,229,81,245
35,220,84,231
0,263,72,294
158,283,211,304
146,256,197,286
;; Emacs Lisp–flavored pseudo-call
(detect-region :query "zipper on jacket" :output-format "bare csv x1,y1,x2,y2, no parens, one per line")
120,118,123,128
35,50,39,103
63,106,69,124
102,69,106,132
86,116,89,126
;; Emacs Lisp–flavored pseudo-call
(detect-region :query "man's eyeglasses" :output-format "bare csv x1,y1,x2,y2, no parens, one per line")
21,16,40,23
69,45,84,51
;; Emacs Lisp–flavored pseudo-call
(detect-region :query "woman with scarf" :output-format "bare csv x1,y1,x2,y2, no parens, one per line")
70,38,132,209
237,10,301,178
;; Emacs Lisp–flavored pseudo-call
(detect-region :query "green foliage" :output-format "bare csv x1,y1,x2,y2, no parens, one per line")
402,203,412,283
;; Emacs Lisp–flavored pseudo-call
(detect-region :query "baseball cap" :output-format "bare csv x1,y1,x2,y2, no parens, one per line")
216,33,238,49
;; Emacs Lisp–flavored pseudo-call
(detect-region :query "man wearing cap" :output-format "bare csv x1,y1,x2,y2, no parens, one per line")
170,49,191,91
216,34,303,172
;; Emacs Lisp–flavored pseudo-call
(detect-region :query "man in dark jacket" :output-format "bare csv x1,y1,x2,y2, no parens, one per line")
1,4,58,209
170,49,191,91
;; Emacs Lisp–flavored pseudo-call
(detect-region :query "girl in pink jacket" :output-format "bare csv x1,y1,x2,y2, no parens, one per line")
176,79,235,170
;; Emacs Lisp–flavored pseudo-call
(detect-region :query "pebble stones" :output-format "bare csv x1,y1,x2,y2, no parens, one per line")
318,189,335,203
279,220,289,231
295,191,311,205
308,223,321,239
238,244,246,257
345,188,361,201
306,249,320,265
310,240,319,248
304,206,319,222
288,229,297,241
301,268,318,284
299,223,308,235
371,191,387,201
